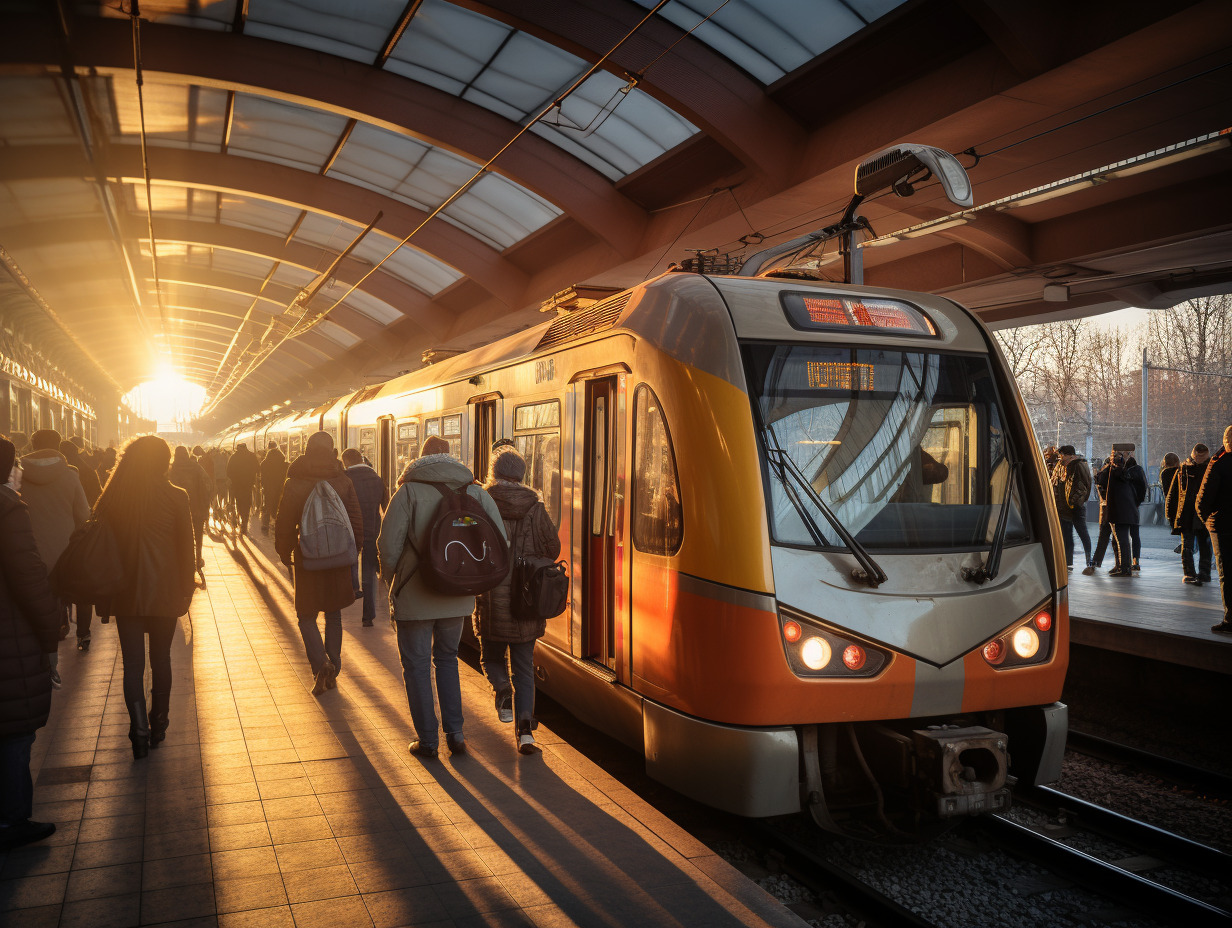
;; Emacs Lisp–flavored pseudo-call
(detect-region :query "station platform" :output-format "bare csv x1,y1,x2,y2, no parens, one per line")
0,526,804,928
1066,523,1231,675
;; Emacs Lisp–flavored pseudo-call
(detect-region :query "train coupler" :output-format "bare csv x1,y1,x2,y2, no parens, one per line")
912,725,1010,817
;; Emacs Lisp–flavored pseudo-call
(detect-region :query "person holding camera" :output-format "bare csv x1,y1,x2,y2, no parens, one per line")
1094,447,1147,577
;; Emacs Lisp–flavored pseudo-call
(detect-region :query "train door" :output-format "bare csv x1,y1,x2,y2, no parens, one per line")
580,375,627,676
378,416,396,497
471,397,499,482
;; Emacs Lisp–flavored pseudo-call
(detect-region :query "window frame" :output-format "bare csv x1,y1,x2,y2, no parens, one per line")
512,398,563,527
631,383,684,557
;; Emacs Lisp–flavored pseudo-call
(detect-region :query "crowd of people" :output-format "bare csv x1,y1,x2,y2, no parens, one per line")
1044,426,1232,634
0,427,561,853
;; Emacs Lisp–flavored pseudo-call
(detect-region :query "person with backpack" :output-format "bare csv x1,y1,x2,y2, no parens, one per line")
93,436,196,759
274,431,363,696
474,446,561,754
378,435,506,759
0,436,64,850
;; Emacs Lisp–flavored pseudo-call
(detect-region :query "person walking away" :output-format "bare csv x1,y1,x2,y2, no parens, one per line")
0,436,63,850
378,435,506,758
169,446,213,571
213,448,231,526
1054,445,1092,573
341,448,388,627
20,430,89,642
1196,427,1232,634
1123,451,1148,571
274,431,362,695
474,447,560,754
1100,449,1146,577
1167,444,1212,585
93,437,196,758
226,443,260,535
259,443,287,533
58,439,103,648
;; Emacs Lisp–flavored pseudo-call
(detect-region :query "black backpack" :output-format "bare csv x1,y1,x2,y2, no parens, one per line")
411,483,509,596
52,517,127,601
509,509,569,621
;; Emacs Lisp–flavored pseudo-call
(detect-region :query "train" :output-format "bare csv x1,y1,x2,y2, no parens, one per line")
212,269,1069,839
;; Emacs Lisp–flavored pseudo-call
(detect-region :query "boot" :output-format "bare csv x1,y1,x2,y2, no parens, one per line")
149,692,171,748
128,699,150,759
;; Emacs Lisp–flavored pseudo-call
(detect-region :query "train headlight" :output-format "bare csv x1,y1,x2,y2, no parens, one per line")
1011,627,1040,659
801,637,831,670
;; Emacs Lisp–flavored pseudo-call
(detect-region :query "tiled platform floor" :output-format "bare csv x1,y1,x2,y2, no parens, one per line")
1,522,803,928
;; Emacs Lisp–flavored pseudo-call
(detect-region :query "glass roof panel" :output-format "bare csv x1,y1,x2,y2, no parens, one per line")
218,194,303,237
315,319,361,348
385,0,697,179
630,0,909,84
244,0,408,65
271,263,317,290
330,286,402,326
228,94,348,171
349,232,462,296
107,80,228,151
79,0,234,30
0,75,76,145
2,179,99,223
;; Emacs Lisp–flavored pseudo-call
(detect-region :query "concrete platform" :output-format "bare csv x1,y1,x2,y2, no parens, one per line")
0,524,804,928
1066,523,1232,675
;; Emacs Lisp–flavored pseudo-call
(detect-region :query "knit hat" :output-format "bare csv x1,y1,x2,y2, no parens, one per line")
492,448,526,482
305,430,334,454
421,435,450,457
1058,445,1076,456
0,437,14,485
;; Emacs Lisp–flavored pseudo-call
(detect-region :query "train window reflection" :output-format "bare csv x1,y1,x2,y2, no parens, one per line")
632,385,683,556
746,345,1026,550
396,420,419,476
359,427,376,465
513,400,561,527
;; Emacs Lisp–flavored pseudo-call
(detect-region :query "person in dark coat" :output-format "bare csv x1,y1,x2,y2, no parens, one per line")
473,447,560,754
259,443,287,533
341,447,388,627
169,445,214,571
274,431,363,695
1196,426,1232,634
58,439,103,649
1051,445,1092,572
95,436,196,758
0,437,63,850
1166,444,1212,584
1095,450,1147,576
226,443,260,535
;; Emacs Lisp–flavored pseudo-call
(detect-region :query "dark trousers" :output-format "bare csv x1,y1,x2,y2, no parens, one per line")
234,484,254,528
479,638,537,727
1129,523,1141,561
0,733,36,825
1061,518,1092,567
1111,524,1133,571
1092,523,1112,566
74,602,92,639
298,611,342,674
117,617,176,705
1211,530,1231,623
1182,524,1212,578
193,517,206,562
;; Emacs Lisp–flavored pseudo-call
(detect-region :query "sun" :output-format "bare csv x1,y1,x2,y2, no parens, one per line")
123,367,208,432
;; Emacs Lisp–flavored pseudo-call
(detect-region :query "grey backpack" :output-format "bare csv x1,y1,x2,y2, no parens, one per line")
299,479,356,570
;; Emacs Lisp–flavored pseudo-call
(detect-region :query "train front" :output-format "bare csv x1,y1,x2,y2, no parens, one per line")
646,275,1068,841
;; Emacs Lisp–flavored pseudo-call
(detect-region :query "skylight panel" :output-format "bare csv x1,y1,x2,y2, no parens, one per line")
228,94,349,172
243,0,409,64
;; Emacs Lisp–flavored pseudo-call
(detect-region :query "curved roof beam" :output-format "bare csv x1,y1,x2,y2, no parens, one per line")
5,13,648,256
0,143,526,307
0,216,452,339
458,0,806,180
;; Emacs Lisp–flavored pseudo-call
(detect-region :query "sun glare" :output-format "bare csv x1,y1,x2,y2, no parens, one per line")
123,370,207,432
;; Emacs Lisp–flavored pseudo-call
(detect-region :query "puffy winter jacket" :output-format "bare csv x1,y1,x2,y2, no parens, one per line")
473,480,561,643
101,481,196,618
1197,449,1232,536
377,454,505,623
19,451,89,570
0,487,62,737
1168,457,1210,534
1096,457,1147,525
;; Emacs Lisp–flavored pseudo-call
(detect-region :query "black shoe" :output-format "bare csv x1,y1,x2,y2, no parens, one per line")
1200,575,1213,583
409,740,438,759
1212,623,1232,634
0,820,56,850
128,699,150,759
1184,575,1201,584
1108,568,1132,577
150,692,170,748
446,734,467,755
361,620,373,627
77,636,90,652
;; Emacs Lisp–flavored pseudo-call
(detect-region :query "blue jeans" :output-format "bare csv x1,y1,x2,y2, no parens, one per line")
298,611,342,675
1061,518,1092,567
396,617,465,749
0,733,36,825
479,638,537,727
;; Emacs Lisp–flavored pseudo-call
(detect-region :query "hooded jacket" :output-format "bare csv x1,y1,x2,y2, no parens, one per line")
473,480,561,643
18,450,90,570
0,486,62,737
101,481,196,618
1166,455,1210,535
274,447,363,616
260,446,288,497
377,453,505,623
1196,449,1232,536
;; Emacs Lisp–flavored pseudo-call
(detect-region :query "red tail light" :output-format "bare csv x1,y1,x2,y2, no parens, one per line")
783,620,802,643
983,639,1006,665
842,645,866,670
1034,611,1052,632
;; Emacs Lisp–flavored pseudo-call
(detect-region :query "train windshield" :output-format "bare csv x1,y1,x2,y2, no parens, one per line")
745,345,1027,550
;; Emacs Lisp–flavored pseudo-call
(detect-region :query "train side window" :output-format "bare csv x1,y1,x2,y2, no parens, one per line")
396,420,419,475
359,427,376,465
512,400,561,527
443,414,463,460
632,385,683,556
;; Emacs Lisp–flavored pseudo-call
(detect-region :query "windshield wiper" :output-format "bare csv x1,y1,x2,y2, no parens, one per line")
762,425,888,588
962,461,1021,585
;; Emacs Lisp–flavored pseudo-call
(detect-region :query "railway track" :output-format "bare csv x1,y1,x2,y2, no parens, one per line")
1066,729,1232,799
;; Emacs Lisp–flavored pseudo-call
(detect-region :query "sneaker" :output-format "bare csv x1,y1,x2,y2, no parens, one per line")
495,694,513,724
326,663,338,690
517,724,537,755
1108,568,1132,577
1211,623,1232,634
311,660,335,696
77,637,90,652
446,734,467,755
1184,575,1202,585
409,740,438,759
0,820,56,850
1081,566,1095,576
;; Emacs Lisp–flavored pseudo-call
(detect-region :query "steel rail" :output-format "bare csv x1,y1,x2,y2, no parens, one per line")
975,815,1230,927
1014,783,1230,876
1067,729,1232,799
742,821,939,928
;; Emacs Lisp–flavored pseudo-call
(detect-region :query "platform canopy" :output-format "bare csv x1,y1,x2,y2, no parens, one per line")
1,0,1230,427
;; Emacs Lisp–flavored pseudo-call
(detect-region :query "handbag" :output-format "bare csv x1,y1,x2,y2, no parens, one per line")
51,517,127,601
